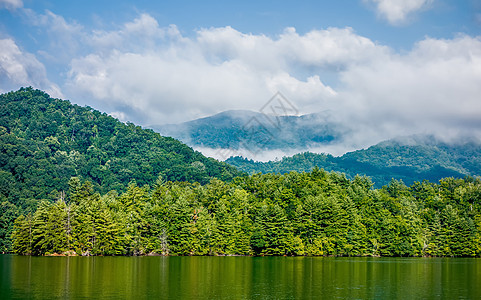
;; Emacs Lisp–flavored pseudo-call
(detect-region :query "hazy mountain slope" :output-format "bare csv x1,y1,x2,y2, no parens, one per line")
226,136,481,187
342,135,481,175
151,110,345,150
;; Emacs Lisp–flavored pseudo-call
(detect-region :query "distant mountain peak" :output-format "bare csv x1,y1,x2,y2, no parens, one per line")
150,109,345,152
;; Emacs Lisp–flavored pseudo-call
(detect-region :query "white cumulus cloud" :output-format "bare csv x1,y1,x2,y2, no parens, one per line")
0,38,62,97
365,0,434,25
66,21,359,124
338,34,481,146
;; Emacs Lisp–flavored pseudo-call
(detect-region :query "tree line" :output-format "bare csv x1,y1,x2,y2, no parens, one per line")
12,169,481,257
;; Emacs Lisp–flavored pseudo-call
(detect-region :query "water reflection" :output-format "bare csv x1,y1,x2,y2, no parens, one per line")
1,255,480,299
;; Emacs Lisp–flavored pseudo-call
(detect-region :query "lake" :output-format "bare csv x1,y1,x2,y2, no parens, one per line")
1,255,480,299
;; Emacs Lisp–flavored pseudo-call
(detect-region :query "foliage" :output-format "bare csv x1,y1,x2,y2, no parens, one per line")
226,139,481,188
11,170,481,257
0,88,243,251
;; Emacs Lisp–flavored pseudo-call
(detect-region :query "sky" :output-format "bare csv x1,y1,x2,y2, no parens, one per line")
1,0,481,155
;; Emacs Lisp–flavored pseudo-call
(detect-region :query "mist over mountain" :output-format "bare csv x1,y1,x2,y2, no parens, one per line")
150,109,348,157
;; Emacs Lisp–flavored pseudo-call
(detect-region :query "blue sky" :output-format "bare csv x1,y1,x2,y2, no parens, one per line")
3,1,479,52
1,0,481,155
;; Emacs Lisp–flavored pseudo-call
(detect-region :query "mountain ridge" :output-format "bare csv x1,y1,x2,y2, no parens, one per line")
226,135,481,187
150,109,346,150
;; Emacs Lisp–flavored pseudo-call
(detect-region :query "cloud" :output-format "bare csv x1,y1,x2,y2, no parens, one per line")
21,9,84,63
365,0,434,25
338,34,481,146
61,14,481,154
88,14,177,53
8,10,476,155
68,23,362,124
0,38,62,97
197,26,389,71
66,22,390,125
0,0,22,10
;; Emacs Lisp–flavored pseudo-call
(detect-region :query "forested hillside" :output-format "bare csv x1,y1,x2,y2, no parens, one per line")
12,170,481,257
227,137,481,187
0,88,243,252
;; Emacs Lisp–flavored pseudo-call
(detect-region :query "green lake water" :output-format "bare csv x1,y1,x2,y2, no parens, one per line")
1,255,480,299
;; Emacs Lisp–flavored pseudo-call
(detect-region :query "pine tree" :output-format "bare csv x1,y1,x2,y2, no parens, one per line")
12,214,33,255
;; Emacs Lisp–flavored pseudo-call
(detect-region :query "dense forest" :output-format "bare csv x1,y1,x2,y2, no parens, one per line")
2,88,481,257
227,137,481,187
0,88,242,252
12,170,481,257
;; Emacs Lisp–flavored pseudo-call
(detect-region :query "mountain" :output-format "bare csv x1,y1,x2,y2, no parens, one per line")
150,109,481,187
150,110,346,151
226,135,481,187
0,87,243,209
